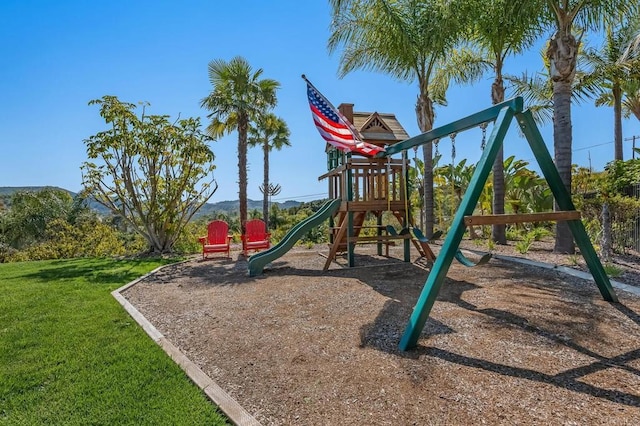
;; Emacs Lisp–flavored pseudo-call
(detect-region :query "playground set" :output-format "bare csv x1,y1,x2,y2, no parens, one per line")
245,88,618,351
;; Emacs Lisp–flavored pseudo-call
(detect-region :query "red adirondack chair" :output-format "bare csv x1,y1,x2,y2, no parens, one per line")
198,220,232,259
241,219,271,256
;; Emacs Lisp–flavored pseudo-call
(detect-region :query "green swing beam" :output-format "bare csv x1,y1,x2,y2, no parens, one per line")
376,97,618,351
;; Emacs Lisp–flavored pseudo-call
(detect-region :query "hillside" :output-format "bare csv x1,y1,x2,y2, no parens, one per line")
0,187,304,217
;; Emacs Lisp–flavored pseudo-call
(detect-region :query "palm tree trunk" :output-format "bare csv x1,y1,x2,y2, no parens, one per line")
548,30,578,254
491,71,506,244
238,113,249,235
552,81,575,254
263,139,270,229
613,82,623,161
416,89,435,238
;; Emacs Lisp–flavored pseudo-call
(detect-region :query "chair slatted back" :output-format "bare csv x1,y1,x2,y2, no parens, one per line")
207,220,229,244
245,219,267,241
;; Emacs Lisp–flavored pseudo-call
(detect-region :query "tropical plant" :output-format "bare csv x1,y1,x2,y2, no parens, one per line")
328,0,466,238
515,233,534,254
503,156,553,214
248,112,290,229
201,56,279,234
82,96,217,254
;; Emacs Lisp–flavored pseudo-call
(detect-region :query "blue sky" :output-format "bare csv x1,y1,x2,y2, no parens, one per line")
1,1,638,203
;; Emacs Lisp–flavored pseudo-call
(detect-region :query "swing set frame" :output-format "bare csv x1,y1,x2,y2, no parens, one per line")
379,96,618,351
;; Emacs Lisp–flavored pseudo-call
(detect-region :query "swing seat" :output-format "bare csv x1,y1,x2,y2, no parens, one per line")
428,230,443,240
410,227,441,243
411,228,491,267
454,250,492,267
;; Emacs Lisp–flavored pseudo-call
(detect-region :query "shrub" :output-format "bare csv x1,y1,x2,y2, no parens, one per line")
515,239,532,254
603,263,623,278
515,232,535,254
529,226,552,241
505,227,522,241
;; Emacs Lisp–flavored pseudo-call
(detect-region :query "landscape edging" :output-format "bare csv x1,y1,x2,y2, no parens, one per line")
111,259,261,426
493,254,640,297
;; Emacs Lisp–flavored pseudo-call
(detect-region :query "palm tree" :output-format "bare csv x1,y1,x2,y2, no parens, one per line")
434,0,542,244
248,113,291,228
201,57,279,234
516,0,639,253
621,80,640,121
508,46,598,123
329,0,466,238
585,19,640,161
621,12,640,62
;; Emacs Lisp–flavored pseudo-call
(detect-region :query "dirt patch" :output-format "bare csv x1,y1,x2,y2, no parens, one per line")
123,243,640,425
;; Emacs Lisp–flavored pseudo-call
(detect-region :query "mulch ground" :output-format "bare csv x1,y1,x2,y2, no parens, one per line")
123,243,640,425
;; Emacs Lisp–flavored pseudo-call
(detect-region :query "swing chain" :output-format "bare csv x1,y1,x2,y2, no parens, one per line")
449,132,457,164
479,122,488,150
433,138,440,157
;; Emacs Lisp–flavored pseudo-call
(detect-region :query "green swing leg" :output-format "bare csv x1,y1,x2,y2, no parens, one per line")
399,105,516,350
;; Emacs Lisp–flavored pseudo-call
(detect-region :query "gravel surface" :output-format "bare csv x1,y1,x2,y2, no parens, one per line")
123,241,640,425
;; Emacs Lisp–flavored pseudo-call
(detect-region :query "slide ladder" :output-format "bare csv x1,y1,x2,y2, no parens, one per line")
248,199,341,276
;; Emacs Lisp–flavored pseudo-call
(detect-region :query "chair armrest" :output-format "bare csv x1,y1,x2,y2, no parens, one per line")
226,235,233,243
198,237,207,245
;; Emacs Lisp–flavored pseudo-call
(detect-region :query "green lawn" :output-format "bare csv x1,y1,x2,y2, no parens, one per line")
0,258,229,425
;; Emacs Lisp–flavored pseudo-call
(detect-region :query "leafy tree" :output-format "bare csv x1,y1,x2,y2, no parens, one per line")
82,96,217,254
247,112,290,229
329,0,466,238
603,159,640,195
514,0,639,253
201,57,279,234
2,188,73,249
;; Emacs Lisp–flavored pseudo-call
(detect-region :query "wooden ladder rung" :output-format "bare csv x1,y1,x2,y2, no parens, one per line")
463,211,581,226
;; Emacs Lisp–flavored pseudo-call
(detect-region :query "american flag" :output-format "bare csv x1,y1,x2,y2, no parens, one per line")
305,79,385,157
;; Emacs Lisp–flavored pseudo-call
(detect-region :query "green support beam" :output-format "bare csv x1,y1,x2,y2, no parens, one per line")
396,97,618,351
399,105,517,351
516,111,617,302
381,98,523,157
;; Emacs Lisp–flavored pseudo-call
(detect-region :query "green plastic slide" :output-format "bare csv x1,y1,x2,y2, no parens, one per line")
248,199,341,276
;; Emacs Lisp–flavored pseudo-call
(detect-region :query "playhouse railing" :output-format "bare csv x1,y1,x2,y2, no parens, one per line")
319,157,407,205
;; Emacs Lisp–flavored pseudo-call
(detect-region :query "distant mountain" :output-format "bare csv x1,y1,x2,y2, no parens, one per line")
0,186,111,214
0,187,303,217
196,198,302,217
0,186,73,196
